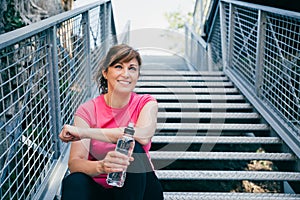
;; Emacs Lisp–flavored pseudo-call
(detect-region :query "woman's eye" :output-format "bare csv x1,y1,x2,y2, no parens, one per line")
115,65,122,69
129,67,137,71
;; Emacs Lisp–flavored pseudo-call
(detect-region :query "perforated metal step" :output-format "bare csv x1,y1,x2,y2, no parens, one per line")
158,102,252,109
156,123,269,131
151,136,282,144
157,112,260,119
154,131,251,136
139,76,228,81
163,192,300,200
140,71,225,76
135,87,238,94
150,151,295,161
156,170,300,181
138,67,299,195
151,94,245,101
136,81,233,87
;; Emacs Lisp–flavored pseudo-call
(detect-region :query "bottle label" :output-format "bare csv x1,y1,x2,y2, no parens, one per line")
115,138,134,155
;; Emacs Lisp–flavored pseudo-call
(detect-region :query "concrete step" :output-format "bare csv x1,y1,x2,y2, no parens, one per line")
163,192,300,200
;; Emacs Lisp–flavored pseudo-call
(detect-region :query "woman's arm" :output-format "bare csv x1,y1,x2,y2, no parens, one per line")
133,100,158,145
59,101,158,146
66,116,132,177
59,123,123,144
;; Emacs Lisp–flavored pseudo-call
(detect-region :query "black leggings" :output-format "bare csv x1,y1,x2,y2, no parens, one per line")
61,143,164,200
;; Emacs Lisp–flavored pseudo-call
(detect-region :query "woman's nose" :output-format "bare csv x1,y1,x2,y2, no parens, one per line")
122,68,129,77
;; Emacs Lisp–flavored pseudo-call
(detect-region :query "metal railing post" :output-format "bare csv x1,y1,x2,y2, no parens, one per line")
46,25,62,159
184,24,189,60
191,34,194,67
227,3,235,70
207,42,213,71
82,11,92,98
101,3,108,53
219,1,228,71
108,2,117,45
255,10,267,97
107,2,111,45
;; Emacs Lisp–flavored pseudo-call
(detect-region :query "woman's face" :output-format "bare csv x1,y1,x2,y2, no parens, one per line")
103,58,139,94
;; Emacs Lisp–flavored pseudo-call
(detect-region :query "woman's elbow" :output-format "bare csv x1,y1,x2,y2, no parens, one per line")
136,138,151,146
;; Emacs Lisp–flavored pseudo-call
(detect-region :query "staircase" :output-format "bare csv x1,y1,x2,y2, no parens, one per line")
136,54,300,199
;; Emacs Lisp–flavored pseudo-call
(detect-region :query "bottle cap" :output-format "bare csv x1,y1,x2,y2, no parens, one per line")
124,122,135,135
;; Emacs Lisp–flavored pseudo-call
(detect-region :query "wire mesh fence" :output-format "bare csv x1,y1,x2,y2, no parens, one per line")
186,0,299,155
185,2,223,72
208,12,223,71
262,13,300,132
220,2,300,134
0,1,117,199
220,0,300,136
0,30,53,200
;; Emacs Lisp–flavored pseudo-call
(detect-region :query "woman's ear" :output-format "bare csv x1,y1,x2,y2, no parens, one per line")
102,70,107,79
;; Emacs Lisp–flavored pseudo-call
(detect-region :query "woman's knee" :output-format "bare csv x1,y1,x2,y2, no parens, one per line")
62,172,97,192
129,142,152,173
63,172,92,185
61,172,102,200
133,142,145,153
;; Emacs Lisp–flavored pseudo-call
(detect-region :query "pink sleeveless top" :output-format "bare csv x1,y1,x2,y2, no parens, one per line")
75,92,156,188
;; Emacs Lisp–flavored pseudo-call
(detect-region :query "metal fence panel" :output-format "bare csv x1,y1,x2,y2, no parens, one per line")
187,0,300,156
0,1,118,199
220,0,300,156
184,23,208,71
0,30,54,200
231,5,258,88
207,9,223,71
187,1,224,71
262,13,300,132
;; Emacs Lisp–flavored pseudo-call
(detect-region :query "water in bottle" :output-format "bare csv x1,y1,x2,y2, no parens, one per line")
106,122,135,187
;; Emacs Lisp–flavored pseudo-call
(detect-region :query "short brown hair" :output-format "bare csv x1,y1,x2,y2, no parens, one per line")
94,44,142,94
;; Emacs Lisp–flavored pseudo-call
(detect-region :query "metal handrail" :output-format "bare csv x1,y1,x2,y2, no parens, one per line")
222,0,300,19
0,0,108,49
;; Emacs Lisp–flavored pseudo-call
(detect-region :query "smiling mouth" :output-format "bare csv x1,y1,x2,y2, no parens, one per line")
118,80,131,85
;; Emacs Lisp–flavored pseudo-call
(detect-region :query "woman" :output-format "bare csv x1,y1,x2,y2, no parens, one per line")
59,44,164,200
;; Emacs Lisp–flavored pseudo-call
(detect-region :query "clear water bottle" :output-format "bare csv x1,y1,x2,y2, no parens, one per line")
106,122,135,187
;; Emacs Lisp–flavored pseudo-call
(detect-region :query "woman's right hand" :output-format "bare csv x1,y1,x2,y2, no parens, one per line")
59,124,83,143
98,151,134,174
